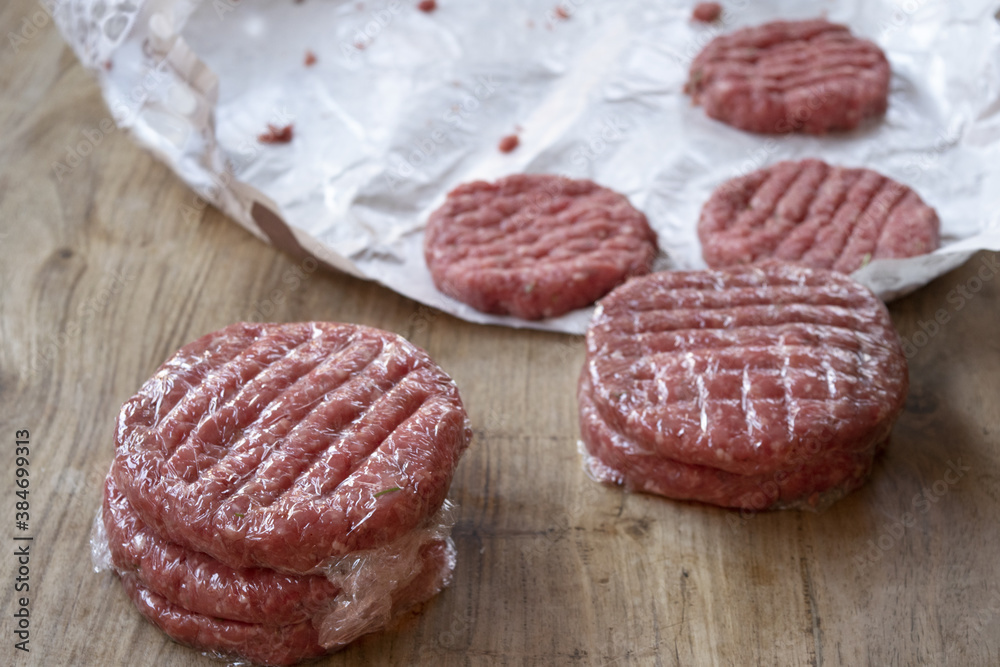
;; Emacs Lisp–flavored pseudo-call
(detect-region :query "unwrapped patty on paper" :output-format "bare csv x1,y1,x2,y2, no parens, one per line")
686,19,890,134
698,159,940,273
424,174,658,320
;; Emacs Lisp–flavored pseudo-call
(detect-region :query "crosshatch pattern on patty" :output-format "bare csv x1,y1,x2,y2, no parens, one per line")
582,263,908,476
113,322,472,573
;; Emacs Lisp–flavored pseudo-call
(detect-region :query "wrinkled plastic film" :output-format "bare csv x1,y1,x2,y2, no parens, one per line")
90,505,113,573
101,467,342,624
315,501,457,648
92,321,471,664
92,483,459,664
577,262,908,511
111,322,472,575
576,418,884,513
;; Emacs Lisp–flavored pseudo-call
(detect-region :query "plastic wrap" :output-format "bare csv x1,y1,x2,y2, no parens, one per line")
92,320,471,665
118,572,331,667
111,321,472,573
314,503,457,648
92,495,456,665
116,529,453,667
101,470,342,624
577,261,908,511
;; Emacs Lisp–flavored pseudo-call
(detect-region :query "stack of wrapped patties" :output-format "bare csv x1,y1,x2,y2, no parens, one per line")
577,262,909,511
94,322,473,666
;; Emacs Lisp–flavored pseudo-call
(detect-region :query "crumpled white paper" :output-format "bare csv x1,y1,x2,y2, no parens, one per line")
54,0,1000,333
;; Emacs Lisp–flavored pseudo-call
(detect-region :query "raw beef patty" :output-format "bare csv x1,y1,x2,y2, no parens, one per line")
424,174,658,320
103,470,340,625
686,19,890,134
578,261,908,509
118,539,452,667
698,159,940,273
112,322,472,573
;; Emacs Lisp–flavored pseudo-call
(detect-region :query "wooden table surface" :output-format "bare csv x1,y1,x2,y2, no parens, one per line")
2,4,999,665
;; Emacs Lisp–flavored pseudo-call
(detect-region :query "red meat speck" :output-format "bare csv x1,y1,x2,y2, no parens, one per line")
498,135,519,153
555,6,570,20
304,50,317,66
258,124,294,144
692,2,722,22
417,0,436,12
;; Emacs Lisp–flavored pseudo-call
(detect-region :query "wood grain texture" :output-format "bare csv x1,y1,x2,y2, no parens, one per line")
1,4,998,665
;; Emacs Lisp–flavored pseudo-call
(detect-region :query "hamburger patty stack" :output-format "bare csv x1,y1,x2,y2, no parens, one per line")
97,322,473,666
578,262,909,510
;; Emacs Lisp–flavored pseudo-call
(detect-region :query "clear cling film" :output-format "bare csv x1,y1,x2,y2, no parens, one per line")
111,322,471,573
577,261,908,511
93,321,472,665
315,503,458,648
91,494,457,665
